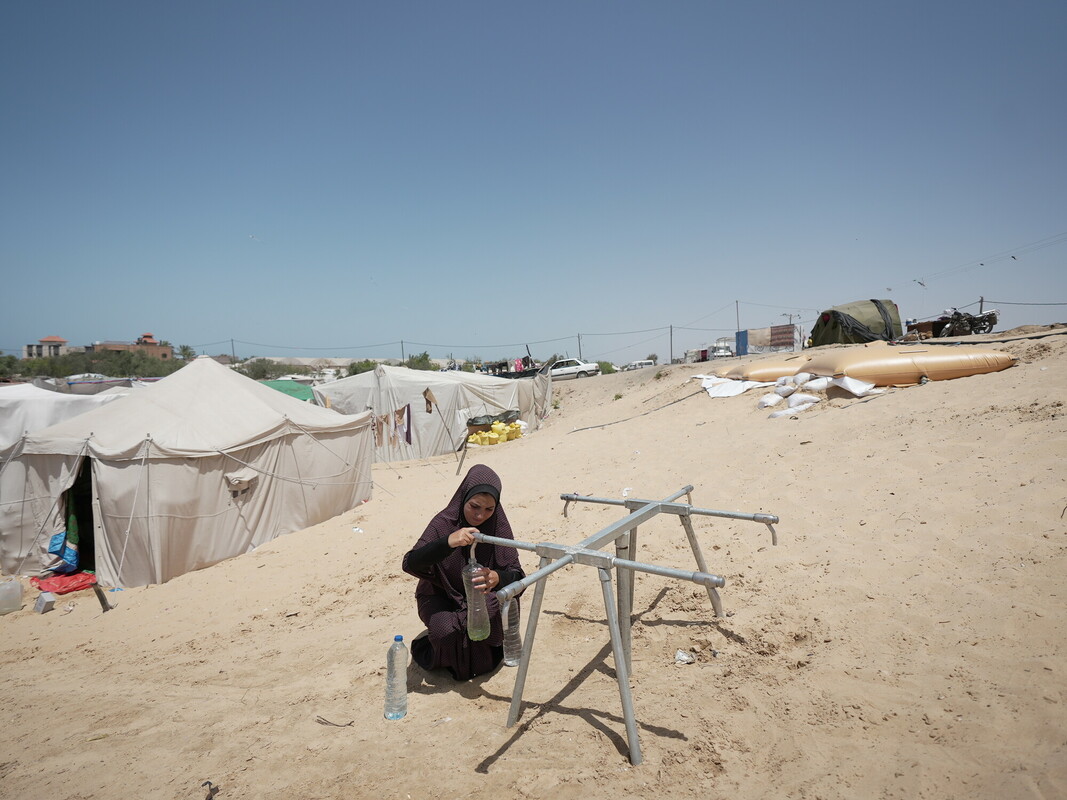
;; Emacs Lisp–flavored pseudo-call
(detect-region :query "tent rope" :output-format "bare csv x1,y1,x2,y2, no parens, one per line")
285,417,352,466
115,438,153,580
216,450,364,485
0,434,28,482
14,436,92,576
288,428,311,522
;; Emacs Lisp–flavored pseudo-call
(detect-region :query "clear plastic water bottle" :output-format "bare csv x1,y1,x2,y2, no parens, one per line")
462,555,491,642
384,635,408,720
502,598,522,667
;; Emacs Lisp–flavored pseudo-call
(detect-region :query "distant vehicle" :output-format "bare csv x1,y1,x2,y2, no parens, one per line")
936,308,999,337
622,360,655,371
549,358,601,380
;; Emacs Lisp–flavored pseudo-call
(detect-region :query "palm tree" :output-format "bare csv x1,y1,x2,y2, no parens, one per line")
178,345,196,360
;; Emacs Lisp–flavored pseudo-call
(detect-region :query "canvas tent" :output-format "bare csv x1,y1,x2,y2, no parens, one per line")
313,365,552,462
807,298,903,347
0,384,125,450
0,357,374,587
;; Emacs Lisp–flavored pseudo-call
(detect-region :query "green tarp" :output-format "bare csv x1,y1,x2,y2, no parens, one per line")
261,379,316,402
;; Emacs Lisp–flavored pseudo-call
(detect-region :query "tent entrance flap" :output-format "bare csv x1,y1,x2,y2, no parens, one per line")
52,458,96,574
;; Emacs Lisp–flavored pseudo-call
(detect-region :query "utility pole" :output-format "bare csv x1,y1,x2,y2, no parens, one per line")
669,325,673,365
735,300,740,332
401,340,405,362
979,296,984,313
577,333,582,361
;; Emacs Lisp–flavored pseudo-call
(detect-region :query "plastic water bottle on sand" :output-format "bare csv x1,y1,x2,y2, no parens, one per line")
502,599,522,667
384,635,408,720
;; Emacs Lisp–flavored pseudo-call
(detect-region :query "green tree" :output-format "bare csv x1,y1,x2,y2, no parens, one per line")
646,353,659,364
347,359,378,376
404,351,436,371
598,361,616,375
234,358,297,380
178,345,196,360
0,355,19,377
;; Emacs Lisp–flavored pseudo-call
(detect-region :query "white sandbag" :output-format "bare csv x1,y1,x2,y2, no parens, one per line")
757,392,784,408
787,392,820,408
800,376,832,392
775,376,794,386
830,376,884,397
774,384,796,397
793,372,812,386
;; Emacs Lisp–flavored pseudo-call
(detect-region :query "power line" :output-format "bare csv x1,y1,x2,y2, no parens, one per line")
920,230,1067,283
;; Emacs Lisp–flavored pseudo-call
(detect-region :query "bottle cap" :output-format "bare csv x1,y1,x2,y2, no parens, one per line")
394,634,403,642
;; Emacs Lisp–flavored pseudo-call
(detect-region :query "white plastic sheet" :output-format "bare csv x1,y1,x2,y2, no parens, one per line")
694,376,774,398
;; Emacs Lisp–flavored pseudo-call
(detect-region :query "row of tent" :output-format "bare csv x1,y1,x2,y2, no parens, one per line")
1,358,552,588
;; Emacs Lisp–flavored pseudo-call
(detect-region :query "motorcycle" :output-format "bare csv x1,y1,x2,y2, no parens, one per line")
936,308,999,337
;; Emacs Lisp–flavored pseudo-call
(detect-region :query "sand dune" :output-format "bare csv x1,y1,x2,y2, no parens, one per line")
2,328,1065,799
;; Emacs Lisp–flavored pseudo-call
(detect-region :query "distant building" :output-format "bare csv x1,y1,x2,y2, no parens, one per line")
90,333,173,360
23,336,87,359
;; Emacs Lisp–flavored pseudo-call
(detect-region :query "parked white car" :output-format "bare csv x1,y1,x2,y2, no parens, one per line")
549,358,601,380
621,360,655,371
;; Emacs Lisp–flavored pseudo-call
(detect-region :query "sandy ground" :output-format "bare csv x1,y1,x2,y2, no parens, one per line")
2,327,1066,799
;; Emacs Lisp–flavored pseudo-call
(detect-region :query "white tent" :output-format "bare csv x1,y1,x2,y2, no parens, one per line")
313,365,552,462
0,357,374,587
0,384,125,450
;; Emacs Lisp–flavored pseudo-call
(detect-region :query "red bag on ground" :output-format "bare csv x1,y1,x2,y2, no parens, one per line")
29,572,98,595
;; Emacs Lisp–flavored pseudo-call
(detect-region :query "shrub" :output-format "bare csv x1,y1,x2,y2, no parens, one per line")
347,359,378,376
404,351,436,371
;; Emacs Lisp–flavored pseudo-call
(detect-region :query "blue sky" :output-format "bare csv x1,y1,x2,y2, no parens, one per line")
2,1,1065,365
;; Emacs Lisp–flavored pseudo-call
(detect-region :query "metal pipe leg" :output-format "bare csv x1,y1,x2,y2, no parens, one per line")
628,526,638,611
680,514,724,618
599,566,642,766
615,530,634,673
507,555,551,728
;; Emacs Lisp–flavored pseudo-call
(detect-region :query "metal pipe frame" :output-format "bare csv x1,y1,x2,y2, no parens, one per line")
465,486,781,766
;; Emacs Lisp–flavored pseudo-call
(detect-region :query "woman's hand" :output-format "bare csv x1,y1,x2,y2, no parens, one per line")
472,568,499,594
447,527,479,549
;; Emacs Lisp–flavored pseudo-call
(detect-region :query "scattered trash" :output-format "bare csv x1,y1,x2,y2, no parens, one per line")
674,649,695,665
431,716,453,727
352,527,363,533
622,487,633,497
34,592,56,614
315,716,354,728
